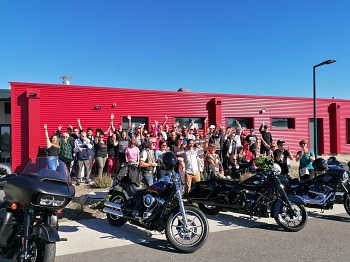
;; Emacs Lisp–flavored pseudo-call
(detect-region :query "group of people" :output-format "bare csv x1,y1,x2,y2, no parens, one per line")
44,114,316,190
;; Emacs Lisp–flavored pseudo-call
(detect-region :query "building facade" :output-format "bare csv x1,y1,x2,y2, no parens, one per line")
10,82,350,173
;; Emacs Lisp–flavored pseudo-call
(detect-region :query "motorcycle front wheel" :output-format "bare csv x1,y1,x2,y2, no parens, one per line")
18,238,56,262
165,206,209,253
343,194,350,216
274,202,308,232
106,192,128,226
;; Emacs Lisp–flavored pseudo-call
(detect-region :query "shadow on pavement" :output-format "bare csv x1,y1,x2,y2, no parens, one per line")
307,211,350,222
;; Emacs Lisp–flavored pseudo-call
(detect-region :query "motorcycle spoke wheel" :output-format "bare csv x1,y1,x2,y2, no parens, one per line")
275,203,308,232
106,192,127,226
344,195,350,216
18,238,56,262
166,206,209,253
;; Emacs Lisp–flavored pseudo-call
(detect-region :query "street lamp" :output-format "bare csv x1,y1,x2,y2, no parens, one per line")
313,59,336,156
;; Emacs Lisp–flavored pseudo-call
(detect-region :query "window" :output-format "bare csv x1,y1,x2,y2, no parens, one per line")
122,117,148,129
174,117,205,129
271,118,295,129
4,102,10,114
227,118,253,129
346,119,350,144
0,125,11,163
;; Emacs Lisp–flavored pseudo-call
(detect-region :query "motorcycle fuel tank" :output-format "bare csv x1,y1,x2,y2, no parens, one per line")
241,174,265,187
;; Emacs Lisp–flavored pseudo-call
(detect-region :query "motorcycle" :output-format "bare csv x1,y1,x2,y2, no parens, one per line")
103,152,209,253
286,157,350,216
187,162,308,232
0,157,75,261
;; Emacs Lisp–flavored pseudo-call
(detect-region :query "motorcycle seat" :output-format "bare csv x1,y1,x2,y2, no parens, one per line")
212,176,240,185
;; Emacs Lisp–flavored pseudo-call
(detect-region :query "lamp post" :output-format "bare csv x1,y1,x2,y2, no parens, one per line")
313,59,336,156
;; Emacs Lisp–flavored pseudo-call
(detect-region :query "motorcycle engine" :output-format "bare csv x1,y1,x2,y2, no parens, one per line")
231,190,259,209
138,194,166,220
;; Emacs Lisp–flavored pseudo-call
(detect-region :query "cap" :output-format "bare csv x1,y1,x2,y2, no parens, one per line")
263,125,268,129
250,128,254,132
209,125,216,129
277,139,285,145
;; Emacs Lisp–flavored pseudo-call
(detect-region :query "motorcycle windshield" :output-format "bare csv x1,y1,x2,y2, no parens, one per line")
21,157,71,183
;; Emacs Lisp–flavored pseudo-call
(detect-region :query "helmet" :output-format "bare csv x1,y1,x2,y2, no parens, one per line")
161,151,177,171
312,158,328,172
272,163,281,174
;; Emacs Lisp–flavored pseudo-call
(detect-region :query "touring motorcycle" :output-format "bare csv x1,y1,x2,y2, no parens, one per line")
187,162,308,232
0,157,75,261
103,152,209,253
286,157,350,216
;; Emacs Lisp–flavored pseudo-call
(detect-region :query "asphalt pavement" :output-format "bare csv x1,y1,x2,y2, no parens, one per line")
55,204,349,262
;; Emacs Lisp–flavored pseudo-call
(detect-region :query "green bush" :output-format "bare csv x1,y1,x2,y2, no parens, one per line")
93,176,112,188
254,156,274,171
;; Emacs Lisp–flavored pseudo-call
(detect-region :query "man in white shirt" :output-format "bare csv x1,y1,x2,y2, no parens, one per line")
182,139,204,194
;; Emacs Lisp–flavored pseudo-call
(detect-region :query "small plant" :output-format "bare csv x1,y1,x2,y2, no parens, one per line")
73,195,88,212
90,195,109,211
93,176,113,188
254,155,274,172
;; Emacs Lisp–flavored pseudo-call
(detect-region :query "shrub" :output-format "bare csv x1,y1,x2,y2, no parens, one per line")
93,176,112,188
254,155,274,171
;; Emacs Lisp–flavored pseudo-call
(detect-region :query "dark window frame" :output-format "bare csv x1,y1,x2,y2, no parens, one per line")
271,118,295,129
122,117,148,130
174,117,205,129
226,117,253,129
4,102,11,114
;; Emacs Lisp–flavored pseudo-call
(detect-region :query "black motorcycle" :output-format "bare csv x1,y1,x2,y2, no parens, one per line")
286,157,350,216
103,152,209,253
0,158,75,261
187,163,308,232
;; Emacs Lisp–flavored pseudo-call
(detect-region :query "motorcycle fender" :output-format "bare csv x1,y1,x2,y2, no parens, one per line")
32,224,60,242
271,199,283,218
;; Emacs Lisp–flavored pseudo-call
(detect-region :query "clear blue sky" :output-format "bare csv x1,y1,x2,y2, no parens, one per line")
1,0,349,99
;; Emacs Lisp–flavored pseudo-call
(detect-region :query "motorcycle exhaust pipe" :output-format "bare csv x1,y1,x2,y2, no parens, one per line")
104,201,122,210
103,207,124,217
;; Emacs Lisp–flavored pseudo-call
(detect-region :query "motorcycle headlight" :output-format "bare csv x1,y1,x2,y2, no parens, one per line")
37,195,66,207
343,171,349,182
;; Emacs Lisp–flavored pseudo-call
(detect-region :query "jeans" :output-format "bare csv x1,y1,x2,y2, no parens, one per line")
56,160,67,180
143,172,154,187
47,156,58,170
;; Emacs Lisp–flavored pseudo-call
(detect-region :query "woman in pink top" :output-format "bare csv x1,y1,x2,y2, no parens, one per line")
125,138,140,165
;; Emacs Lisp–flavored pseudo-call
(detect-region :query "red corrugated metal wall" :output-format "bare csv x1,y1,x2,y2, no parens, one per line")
10,82,350,173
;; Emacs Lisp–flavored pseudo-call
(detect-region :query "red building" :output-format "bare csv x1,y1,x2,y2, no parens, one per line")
10,82,350,173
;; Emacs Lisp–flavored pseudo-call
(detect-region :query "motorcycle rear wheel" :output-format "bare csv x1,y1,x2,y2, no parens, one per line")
197,203,222,215
106,192,128,226
165,206,209,253
274,202,308,232
343,194,350,216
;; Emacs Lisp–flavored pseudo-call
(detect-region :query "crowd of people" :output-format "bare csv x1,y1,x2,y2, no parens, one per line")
44,114,316,191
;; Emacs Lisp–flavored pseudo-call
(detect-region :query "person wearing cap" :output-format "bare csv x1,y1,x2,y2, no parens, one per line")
295,140,315,180
273,139,293,175
245,128,258,157
259,121,273,156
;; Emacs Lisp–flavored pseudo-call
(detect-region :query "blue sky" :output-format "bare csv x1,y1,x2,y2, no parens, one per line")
0,0,349,99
